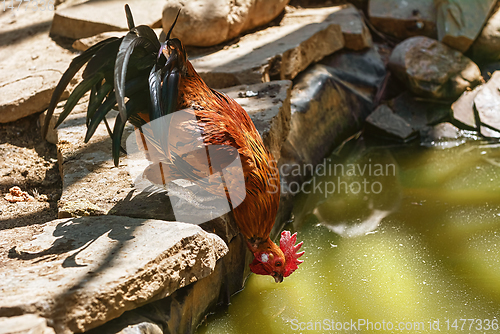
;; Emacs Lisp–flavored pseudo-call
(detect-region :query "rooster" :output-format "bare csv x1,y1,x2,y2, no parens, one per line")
42,5,303,283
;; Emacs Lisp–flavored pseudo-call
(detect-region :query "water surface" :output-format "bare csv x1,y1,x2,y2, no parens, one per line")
198,141,500,333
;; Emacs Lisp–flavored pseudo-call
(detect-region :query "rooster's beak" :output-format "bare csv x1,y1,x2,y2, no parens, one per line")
274,274,283,283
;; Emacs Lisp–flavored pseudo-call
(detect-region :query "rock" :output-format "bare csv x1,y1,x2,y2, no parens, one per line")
283,4,372,51
162,0,289,47
320,47,386,95
72,29,164,52
281,60,377,183
0,315,55,334
451,85,481,130
368,0,437,39
189,6,345,88
0,216,228,334
388,36,482,99
0,10,76,123
220,80,292,161
420,122,468,148
389,91,450,130
451,70,500,138
436,0,497,53
470,2,500,63
84,234,250,334
50,0,164,39
474,71,500,138
72,31,126,51
58,198,106,218
365,104,418,141
39,103,135,218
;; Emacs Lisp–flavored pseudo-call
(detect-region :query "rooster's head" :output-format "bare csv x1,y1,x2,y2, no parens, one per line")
249,231,304,283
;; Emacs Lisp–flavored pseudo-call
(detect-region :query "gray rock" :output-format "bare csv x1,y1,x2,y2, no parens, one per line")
474,71,500,138
451,70,500,138
162,0,289,47
320,47,386,93
388,36,481,99
281,61,377,183
451,85,481,130
420,122,468,148
0,216,228,334
0,10,76,123
389,91,450,130
189,6,345,88
365,104,418,141
470,2,500,63
368,0,437,39
220,80,292,161
436,0,497,53
284,4,372,51
50,0,164,39
0,315,55,334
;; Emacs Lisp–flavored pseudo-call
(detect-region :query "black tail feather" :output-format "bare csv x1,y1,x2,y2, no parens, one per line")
46,4,187,168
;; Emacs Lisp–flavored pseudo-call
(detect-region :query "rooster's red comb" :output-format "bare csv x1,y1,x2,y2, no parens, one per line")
279,231,304,277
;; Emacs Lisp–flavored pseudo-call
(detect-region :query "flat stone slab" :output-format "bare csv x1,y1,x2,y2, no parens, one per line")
189,6,345,88
389,91,450,131
50,0,164,39
220,80,292,161
40,101,134,218
369,0,437,39
0,8,76,123
365,104,418,141
0,216,228,334
0,314,55,334
283,4,372,51
72,29,164,52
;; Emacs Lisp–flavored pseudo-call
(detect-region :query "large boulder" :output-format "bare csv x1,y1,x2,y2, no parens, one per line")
388,36,481,99
281,48,383,182
162,0,289,47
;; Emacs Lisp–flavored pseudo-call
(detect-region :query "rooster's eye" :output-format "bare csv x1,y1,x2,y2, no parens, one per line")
275,261,282,267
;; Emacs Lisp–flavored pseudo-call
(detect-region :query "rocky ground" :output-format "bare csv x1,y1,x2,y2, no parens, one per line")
2,0,500,333
0,114,61,271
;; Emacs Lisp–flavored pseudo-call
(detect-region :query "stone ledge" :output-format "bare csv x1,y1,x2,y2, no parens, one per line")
0,216,228,334
189,6,345,88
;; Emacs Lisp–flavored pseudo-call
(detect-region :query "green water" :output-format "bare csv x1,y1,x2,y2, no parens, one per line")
197,141,500,334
